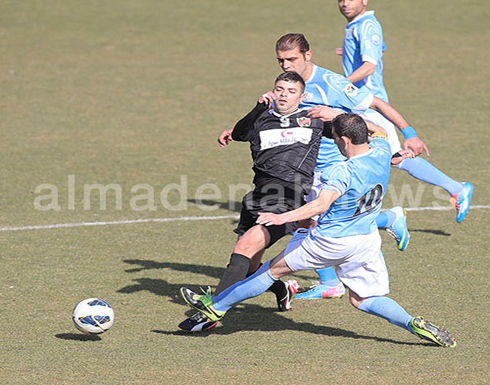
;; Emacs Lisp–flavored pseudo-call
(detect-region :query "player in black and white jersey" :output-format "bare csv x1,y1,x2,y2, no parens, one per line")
178,71,334,332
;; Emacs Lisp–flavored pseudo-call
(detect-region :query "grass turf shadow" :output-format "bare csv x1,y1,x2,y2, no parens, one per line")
187,199,242,213
121,258,314,281
153,303,427,347
55,333,102,341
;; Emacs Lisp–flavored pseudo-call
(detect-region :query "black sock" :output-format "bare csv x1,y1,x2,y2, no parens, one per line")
214,253,251,296
268,279,287,300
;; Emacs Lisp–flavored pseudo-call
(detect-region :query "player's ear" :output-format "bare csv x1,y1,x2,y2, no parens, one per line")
300,92,305,102
362,0,368,7
304,50,312,62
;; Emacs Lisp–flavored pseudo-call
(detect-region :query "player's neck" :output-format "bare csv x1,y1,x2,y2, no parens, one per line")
345,143,370,159
302,62,314,82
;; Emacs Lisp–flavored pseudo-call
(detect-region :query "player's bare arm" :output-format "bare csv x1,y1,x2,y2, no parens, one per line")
369,96,430,156
346,62,376,84
257,189,340,226
307,105,343,122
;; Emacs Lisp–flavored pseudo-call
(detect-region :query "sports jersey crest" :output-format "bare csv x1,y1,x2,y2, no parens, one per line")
297,117,311,127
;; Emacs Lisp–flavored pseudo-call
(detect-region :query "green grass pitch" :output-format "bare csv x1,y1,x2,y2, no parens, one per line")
1,0,489,383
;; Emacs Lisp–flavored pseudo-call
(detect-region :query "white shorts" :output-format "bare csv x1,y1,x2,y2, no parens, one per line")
284,229,390,298
360,110,402,154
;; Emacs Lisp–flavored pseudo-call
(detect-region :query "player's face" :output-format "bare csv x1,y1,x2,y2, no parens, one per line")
272,80,305,115
276,48,312,80
338,0,367,22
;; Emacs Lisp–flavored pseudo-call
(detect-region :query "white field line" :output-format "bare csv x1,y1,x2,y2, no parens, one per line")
1,205,489,232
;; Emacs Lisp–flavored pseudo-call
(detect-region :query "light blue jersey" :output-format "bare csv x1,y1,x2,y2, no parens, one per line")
342,11,389,102
310,135,391,238
299,64,374,172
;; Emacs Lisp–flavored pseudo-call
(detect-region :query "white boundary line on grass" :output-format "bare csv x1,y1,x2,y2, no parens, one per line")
1,205,489,232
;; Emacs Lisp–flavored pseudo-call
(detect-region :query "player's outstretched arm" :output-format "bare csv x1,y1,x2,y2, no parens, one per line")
218,101,270,148
307,105,343,122
369,96,430,156
257,189,340,226
403,137,430,157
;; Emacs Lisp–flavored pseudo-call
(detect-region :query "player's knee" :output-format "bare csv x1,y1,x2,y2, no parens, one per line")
233,225,269,256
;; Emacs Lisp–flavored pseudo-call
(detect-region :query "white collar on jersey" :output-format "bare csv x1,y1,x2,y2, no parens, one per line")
271,109,301,119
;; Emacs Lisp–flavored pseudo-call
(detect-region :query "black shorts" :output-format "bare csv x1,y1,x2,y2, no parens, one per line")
233,189,305,248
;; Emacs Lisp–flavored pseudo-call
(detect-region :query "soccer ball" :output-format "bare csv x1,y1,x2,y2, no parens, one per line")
72,298,114,334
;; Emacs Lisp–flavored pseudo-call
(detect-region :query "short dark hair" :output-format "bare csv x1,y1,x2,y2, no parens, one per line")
274,71,306,93
332,113,368,144
275,33,310,54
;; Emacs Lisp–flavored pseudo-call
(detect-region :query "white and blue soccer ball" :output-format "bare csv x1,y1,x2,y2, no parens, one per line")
72,298,114,334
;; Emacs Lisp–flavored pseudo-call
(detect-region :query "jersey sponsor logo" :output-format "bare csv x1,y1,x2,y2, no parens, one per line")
344,84,358,97
297,117,311,127
259,127,313,150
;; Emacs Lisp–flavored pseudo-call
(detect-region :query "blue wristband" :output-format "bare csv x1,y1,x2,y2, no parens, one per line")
401,126,417,139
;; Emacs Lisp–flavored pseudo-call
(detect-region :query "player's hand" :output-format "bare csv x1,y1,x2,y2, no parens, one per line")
335,47,343,56
307,106,342,122
403,137,430,157
391,149,416,166
258,91,275,107
256,212,286,226
218,128,234,148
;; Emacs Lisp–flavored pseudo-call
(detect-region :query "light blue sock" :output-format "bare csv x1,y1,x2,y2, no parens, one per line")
397,157,462,195
358,296,413,333
316,267,342,287
376,210,397,229
212,260,275,313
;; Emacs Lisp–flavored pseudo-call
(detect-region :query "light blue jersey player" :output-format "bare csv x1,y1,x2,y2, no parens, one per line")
181,114,456,348
311,133,390,239
271,32,421,299
342,10,388,102
300,64,373,171
337,0,474,228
